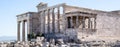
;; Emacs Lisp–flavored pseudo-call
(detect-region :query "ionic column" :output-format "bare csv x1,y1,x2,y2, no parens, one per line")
90,21,93,29
94,17,96,29
76,16,78,28
40,11,43,33
57,7,60,33
43,11,45,33
63,6,66,32
26,13,30,35
82,16,85,38
52,8,55,33
88,17,90,28
47,9,50,33
39,12,41,33
17,21,21,41
22,20,25,41
82,16,85,28
27,18,30,41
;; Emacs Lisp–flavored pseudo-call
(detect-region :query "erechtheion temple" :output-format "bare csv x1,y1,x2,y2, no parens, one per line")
17,2,120,42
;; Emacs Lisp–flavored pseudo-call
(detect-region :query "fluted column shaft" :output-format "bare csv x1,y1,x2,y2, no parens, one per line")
94,17,96,29
47,10,50,33
70,16,73,28
82,16,85,28
57,8,60,33
76,16,78,28
17,21,21,41
22,20,25,41
88,17,90,28
52,8,55,33
43,11,45,33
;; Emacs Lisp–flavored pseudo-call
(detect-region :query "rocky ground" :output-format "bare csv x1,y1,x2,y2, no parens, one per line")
0,37,120,47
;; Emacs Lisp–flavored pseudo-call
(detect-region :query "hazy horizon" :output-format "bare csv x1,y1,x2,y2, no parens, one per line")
0,36,16,41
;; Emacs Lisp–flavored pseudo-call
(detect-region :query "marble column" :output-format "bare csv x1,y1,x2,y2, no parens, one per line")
39,12,41,33
22,20,25,41
82,16,85,28
52,8,55,33
27,19,30,41
17,21,21,41
76,16,78,28
88,17,90,28
94,17,96,29
47,9,50,33
57,7,60,33
43,11,45,33
40,11,43,33
63,6,66,32
90,21,93,29
27,20,30,33
82,16,85,38
70,16,73,28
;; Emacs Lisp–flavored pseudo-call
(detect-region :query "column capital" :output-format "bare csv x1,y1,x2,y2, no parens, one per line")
17,21,21,23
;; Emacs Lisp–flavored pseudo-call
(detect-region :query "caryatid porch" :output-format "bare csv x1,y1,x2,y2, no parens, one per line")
65,11,97,39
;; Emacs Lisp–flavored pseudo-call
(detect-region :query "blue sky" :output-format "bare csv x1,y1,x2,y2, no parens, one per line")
0,0,120,37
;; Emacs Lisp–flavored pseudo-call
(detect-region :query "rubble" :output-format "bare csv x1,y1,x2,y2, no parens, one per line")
0,37,120,47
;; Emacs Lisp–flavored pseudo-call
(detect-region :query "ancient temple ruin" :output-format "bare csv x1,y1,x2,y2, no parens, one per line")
17,2,120,42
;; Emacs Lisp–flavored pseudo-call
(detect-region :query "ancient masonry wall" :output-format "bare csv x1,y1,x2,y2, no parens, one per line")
96,13,120,41
43,13,64,33
64,5,120,41
29,13,39,33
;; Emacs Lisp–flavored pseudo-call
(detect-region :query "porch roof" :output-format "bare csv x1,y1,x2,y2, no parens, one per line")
65,11,97,17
